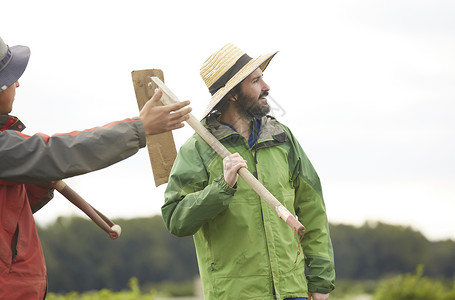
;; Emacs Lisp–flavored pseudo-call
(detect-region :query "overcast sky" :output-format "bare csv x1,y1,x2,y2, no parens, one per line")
2,0,454,241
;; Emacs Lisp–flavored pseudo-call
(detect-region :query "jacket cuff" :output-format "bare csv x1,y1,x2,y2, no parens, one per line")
213,175,236,196
132,117,146,148
307,283,334,294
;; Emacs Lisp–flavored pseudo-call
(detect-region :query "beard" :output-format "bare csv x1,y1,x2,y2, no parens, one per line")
236,90,270,120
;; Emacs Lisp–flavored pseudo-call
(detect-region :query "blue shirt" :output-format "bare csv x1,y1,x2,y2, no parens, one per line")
219,117,260,148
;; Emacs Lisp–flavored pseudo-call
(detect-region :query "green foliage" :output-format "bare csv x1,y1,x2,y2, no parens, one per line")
373,266,455,300
329,222,455,279
37,216,455,294
38,216,198,293
330,279,377,299
46,278,156,300
145,280,195,297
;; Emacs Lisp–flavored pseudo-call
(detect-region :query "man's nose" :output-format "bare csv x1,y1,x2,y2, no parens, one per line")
262,80,270,92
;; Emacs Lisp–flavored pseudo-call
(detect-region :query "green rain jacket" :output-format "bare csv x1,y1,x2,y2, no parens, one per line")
162,114,335,300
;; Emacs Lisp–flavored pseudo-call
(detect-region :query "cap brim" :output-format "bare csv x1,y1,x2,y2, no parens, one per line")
0,45,30,90
201,50,278,119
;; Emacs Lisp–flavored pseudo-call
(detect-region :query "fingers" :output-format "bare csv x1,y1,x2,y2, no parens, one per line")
171,106,192,119
149,88,191,117
147,89,163,105
165,105,191,130
169,107,192,125
226,153,247,169
139,88,193,135
168,100,191,112
223,153,247,187
166,121,186,131
151,90,192,123
165,101,192,129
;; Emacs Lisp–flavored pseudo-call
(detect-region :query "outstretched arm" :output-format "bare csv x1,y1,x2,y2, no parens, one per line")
0,89,192,184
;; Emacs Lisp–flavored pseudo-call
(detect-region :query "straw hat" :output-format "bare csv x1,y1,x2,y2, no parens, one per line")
0,36,30,92
200,44,278,118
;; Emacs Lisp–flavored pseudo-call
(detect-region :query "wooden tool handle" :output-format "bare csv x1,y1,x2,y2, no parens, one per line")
54,181,121,239
150,77,305,237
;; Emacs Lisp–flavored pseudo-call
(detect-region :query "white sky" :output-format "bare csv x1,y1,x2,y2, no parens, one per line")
2,0,454,241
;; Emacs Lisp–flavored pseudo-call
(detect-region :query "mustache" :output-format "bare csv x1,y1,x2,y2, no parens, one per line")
259,91,269,99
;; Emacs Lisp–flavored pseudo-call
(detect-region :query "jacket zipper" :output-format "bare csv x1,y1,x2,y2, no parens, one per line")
253,147,275,295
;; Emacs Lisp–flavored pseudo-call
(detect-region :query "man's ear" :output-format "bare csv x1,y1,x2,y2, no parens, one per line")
227,92,238,102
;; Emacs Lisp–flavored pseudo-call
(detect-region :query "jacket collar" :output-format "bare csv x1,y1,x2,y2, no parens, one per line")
204,113,287,149
0,115,26,132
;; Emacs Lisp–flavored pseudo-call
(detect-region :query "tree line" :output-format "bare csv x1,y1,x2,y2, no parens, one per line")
37,216,455,293
330,222,455,279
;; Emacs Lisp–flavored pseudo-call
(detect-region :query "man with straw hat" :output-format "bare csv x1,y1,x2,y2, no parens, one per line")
162,44,335,300
0,35,191,299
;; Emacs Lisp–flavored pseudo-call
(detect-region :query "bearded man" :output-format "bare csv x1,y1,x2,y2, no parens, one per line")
161,44,335,300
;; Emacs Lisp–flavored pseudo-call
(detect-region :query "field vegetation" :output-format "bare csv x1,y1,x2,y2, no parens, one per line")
38,216,455,299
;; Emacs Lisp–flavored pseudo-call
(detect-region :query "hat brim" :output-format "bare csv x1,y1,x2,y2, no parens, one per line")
201,50,278,119
0,45,30,91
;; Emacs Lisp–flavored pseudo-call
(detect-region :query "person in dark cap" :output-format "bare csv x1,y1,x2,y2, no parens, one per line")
0,36,191,299
162,44,335,300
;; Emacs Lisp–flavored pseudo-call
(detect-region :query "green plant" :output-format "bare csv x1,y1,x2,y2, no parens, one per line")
46,278,156,300
373,265,455,300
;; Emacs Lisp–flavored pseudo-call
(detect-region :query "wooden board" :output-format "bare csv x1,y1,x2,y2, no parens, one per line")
131,69,177,186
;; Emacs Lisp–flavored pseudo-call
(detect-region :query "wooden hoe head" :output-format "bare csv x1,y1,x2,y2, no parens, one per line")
131,69,177,186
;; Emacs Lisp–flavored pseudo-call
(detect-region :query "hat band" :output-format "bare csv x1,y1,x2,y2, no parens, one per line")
0,48,12,72
208,53,252,95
